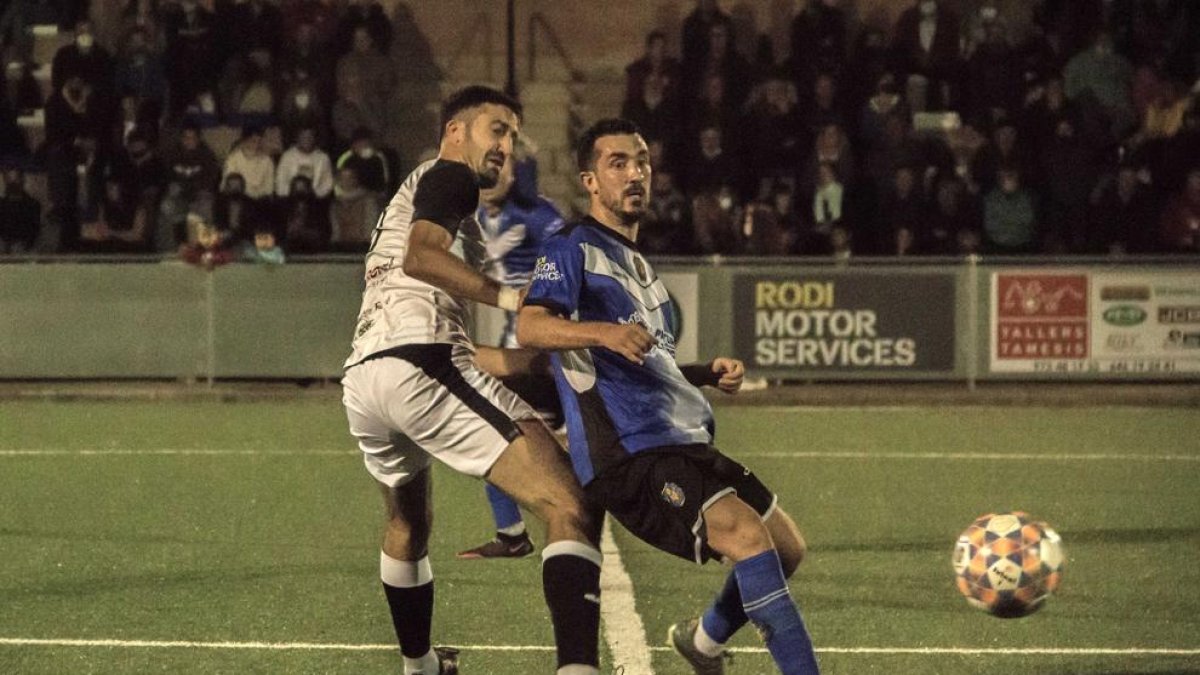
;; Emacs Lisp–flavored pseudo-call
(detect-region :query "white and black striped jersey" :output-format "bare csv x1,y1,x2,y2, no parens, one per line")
344,158,486,368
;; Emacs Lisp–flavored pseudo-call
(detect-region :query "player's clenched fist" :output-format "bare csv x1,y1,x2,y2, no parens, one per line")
711,357,744,393
602,323,656,365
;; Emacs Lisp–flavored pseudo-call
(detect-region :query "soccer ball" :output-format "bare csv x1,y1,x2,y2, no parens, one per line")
951,512,1064,618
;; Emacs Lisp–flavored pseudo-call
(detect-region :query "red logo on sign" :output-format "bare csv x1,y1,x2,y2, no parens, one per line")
996,274,1089,359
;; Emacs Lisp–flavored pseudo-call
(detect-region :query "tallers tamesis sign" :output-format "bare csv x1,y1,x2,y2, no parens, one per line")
733,273,956,373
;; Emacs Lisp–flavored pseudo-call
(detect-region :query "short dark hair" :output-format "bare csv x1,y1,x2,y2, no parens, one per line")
576,118,642,172
440,85,523,138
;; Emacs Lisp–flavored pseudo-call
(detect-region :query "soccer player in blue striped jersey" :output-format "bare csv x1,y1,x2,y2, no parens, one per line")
517,119,820,674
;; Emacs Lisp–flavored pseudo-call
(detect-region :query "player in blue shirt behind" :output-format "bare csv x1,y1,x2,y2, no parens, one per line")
517,119,820,674
458,152,565,559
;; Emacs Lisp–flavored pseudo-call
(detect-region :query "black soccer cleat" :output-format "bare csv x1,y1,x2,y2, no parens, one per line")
668,619,729,675
456,532,535,559
434,645,459,675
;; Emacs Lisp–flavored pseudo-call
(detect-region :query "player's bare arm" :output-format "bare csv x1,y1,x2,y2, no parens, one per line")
403,219,515,309
517,304,656,365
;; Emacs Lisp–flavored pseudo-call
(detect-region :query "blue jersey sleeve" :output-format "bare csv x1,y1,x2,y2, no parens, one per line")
524,236,582,317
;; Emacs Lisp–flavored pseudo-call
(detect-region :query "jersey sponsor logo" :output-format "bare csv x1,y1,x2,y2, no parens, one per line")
661,482,686,507
532,256,563,282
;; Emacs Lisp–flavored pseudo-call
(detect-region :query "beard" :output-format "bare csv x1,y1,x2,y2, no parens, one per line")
602,191,648,222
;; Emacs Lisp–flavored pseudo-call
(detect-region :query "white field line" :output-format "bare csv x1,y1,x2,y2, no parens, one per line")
2,449,1197,462
1,638,1196,657
599,517,654,674
740,451,1200,462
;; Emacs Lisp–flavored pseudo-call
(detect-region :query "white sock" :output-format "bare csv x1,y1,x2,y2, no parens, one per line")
556,665,599,675
403,649,440,674
498,522,526,537
694,621,725,658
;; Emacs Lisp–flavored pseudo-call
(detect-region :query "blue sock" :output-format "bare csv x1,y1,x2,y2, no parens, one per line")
735,550,819,675
486,483,524,532
701,570,748,644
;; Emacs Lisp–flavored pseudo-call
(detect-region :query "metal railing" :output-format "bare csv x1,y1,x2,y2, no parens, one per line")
527,11,582,83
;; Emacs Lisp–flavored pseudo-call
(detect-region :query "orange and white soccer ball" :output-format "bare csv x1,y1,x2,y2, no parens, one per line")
951,512,1064,618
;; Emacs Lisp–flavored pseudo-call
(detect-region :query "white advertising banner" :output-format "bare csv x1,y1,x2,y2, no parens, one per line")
991,271,1200,374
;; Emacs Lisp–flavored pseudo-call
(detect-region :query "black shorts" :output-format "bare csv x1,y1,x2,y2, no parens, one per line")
584,444,777,564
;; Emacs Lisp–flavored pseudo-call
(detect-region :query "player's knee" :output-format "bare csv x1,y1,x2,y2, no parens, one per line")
706,498,773,560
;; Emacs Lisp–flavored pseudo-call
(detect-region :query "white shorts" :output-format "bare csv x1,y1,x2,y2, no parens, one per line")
341,343,539,487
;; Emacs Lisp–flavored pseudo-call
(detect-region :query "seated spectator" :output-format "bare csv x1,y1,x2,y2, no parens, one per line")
829,223,853,261
0,89,30,163
846,28,890,114
159,123,220,251
742,182,801,255
874,164,927,255
79,175,150,252
218,47,275,124
684,21,751,110
278,19,335,109
0,168,40,253
691,184,742,254
114,25,167,113
282,0,337,50
680,0,735,78
280,174,330,253
683,125,740,198
239,223,286,264
621,73,678,149
214,172,265,240
336,127,389,196
331,71,384,152
891,0,962,111
858,73,910,156
1129,78,1194,148
230,0,284,58
334,0,392,57
276,126,333,199
336,25,394,124
277,77,327,149
1158,166,1200,253
969,118,1031,194
742,74,803,197
1063,31,1134,136
788,0,848,88
800,72,847,141
624,31,680,107
162,0,219,119
329,165,380,251
222,126,275,201
982,165,1039,253
179,214,234,269
685,73,741,151
1039,116,1100,252
802,160,850,255
640,167,688,254
52,19,115,98
926,175,980,255
1090,162,1158,254
962,4,1021,123
799,122,855,200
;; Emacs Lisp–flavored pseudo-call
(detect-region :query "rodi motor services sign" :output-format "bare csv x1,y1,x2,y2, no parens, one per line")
991,271,1200,374
733,273,956,372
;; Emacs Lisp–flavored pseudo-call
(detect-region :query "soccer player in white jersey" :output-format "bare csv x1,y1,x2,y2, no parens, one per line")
340,86,602,675
517,119,820,674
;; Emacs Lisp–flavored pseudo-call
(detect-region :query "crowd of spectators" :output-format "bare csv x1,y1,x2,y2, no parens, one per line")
2,0,1199,260
0,0,439,259
624,0,1200,257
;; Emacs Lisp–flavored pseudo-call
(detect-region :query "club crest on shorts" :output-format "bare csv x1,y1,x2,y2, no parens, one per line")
660,482,686,507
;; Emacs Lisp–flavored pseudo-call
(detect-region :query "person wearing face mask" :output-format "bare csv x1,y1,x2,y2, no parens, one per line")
51,19,115,99
336,126,390,196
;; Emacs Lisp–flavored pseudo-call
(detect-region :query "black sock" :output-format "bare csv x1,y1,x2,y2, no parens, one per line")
383,581,434,658
542,541,602,669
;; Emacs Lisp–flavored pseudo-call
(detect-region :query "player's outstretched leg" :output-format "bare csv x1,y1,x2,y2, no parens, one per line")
487,420,602,674
457,484,534,559
378,471,457,675
698,496,818,675
674,507,809,672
